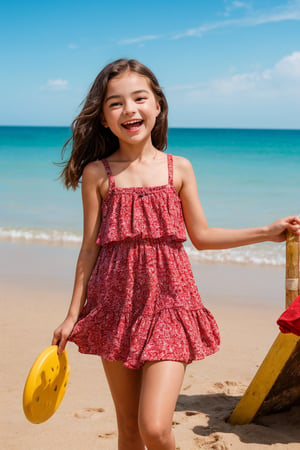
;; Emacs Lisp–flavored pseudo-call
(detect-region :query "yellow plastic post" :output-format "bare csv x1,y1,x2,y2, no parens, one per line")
228,333,300,425
228,233,300,425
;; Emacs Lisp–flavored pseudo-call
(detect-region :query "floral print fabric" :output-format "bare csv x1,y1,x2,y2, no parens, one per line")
69,154,220,369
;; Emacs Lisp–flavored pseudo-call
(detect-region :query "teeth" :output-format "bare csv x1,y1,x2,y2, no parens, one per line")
123,119,142,125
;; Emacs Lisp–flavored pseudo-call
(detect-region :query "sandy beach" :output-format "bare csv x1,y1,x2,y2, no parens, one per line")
1,241,300,450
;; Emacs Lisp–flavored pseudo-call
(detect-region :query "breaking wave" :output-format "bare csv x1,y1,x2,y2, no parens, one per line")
0,226,286,266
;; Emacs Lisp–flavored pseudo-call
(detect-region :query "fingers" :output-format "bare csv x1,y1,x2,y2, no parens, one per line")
52,330,59,346
278,216,300,229
286,216,300,234
269,216,300,242
288,223,300,234
52,328,68,354
52,335,67,354
58,336,68,354
52,317,76,354
289,215,300,224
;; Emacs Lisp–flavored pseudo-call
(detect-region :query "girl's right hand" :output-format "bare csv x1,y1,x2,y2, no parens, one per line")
52,316,77,354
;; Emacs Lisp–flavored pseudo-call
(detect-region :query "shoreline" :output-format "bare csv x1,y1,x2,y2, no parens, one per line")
0,240,287,310
2,241,299,449
0,233,287,268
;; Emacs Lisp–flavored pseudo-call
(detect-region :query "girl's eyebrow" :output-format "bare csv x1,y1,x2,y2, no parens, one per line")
105,89,150,103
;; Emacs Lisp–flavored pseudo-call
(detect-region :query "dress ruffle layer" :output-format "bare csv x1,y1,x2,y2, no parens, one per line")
70,305,219,369
96,185,186,246
69,239,220,369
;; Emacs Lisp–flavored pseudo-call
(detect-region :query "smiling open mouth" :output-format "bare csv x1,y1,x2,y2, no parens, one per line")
122,119,144,130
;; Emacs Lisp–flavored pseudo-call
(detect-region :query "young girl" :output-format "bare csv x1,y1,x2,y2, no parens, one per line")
52,58,300,450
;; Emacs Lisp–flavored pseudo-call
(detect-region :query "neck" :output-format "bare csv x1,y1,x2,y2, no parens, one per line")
115,139,158,162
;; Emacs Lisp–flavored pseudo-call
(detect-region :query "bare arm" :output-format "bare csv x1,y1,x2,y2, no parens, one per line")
177,157,300,250
52,162,106,353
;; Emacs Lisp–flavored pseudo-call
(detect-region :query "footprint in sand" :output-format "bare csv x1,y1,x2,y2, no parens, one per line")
209,380,245,395
98,432,116,439
194,433,229,450
73,407,105,419
185,411,200,417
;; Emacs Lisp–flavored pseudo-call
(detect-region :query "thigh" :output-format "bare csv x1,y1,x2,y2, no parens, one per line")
102,359,142,421
139,361,186,428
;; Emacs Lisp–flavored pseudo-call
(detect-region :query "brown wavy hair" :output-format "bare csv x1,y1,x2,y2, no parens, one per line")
59,59,169,189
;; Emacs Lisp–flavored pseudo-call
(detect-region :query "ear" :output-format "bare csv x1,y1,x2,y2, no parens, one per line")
100,113,108,128
155,101,161,117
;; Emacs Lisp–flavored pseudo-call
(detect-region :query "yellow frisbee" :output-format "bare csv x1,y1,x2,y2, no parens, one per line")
23,345,70,424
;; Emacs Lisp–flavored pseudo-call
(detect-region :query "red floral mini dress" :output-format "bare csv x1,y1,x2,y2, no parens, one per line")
69,154,220,369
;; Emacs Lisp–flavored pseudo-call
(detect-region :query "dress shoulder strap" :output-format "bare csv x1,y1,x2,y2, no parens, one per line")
101,159,115,189
167,154,174,186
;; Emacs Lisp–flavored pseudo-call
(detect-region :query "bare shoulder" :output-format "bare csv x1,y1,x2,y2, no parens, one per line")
172,155,195,192
173,155,194,172
81,160,109,198
82,160,105,180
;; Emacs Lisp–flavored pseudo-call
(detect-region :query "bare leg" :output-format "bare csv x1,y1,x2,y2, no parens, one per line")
102,359,145,450
138,361,186,450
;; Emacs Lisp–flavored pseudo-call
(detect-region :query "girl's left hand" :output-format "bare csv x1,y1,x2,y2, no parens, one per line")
268,216,300,242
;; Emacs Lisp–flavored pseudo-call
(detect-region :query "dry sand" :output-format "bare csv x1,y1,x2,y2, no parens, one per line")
1,241,300,449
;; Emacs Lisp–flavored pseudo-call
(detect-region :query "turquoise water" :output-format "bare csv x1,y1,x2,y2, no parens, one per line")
1,126,299,266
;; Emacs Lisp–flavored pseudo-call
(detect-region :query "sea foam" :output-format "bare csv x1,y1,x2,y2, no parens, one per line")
0,226,286,267
184,242,285,267
0,227,82,245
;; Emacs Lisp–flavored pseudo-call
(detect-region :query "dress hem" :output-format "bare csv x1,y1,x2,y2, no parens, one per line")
69,343,220,370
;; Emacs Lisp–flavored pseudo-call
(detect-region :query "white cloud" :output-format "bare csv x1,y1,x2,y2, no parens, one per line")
223,0,252,16
167,82,205,92
166,47,300,128
117,2,300,45
118,34,160,45
211,72,261,94
232,1,251,8
273,52,300,79
175,2,300,39
40,79,69,91
167,51,300,97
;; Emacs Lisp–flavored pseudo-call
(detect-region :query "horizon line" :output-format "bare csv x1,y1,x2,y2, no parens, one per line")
0,125,300,131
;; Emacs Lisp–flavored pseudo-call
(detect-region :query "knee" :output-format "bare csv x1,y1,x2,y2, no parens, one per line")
117,412,140,442
139,419,172,447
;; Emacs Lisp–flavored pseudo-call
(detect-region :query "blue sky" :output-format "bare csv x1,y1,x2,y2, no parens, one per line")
1,0,300,128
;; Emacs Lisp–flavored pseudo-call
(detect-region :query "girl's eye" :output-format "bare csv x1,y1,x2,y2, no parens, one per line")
136,97,147,102
109,102,122,108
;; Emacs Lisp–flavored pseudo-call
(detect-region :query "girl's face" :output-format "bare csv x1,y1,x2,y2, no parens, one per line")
101,71,160,147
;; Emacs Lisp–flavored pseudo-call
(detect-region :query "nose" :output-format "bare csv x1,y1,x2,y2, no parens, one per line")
123,99,136,115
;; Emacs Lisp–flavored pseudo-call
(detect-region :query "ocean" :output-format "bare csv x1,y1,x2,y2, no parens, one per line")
1,126,299,267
